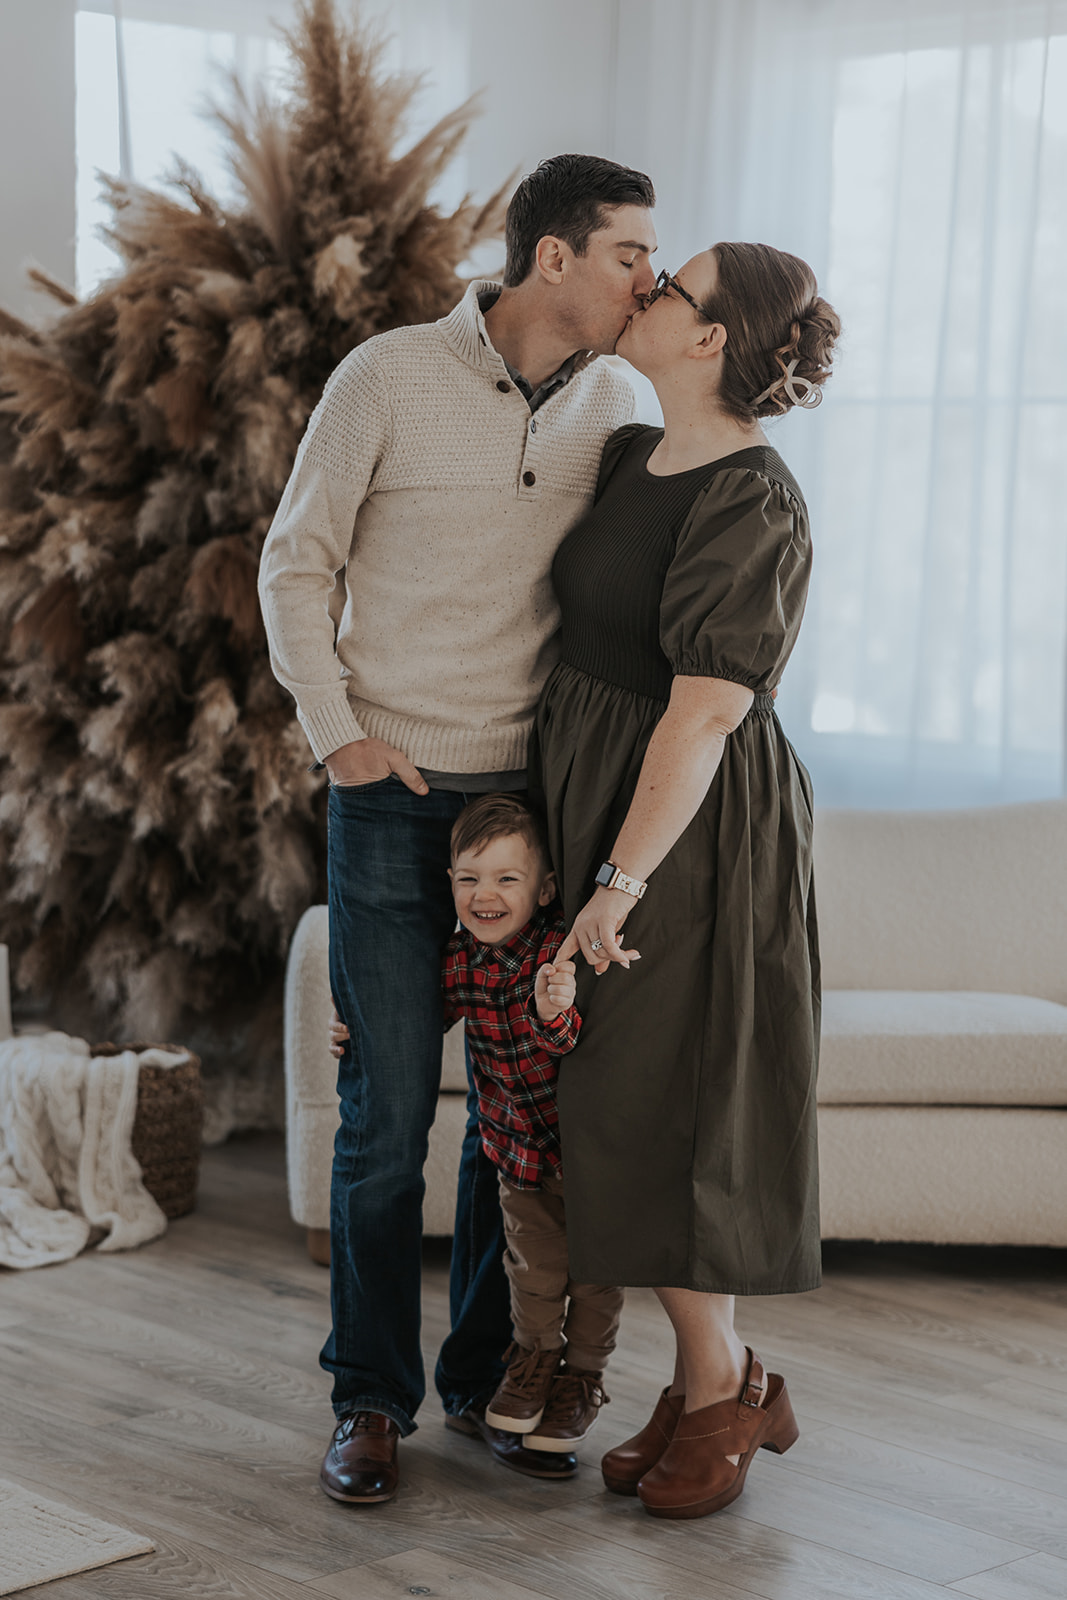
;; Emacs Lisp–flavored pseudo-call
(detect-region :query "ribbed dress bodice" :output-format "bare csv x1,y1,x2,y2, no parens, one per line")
552,433,800,703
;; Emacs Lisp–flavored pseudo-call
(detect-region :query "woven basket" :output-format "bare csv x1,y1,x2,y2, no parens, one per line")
94,1042,204,1219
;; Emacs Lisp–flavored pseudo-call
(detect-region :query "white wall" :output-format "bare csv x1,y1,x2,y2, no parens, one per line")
0,0,77,322
464,0,617,198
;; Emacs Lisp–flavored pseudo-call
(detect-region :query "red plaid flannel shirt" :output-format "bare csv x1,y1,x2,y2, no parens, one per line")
442,903,580,1190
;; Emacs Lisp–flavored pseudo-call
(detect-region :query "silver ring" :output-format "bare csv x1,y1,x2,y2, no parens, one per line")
590,939,604,952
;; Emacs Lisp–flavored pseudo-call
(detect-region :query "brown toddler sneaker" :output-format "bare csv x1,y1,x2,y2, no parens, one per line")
484,1342,562,1433
526,1362,610,1451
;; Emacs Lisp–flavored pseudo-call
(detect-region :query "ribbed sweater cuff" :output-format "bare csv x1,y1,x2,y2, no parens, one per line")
299,697,367,762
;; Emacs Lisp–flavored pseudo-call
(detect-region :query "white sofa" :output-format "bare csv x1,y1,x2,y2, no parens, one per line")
284,799,1067,1255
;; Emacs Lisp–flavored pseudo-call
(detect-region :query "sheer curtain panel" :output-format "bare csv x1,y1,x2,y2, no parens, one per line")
615,0,1067,807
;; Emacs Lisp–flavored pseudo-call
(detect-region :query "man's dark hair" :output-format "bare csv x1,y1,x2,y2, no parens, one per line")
503,154,655,287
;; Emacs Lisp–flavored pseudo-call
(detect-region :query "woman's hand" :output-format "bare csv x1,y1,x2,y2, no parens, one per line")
329,1002,349,1059
558,886,642,975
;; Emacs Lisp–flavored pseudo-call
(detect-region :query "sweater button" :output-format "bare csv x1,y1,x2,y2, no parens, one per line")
496,380,510,393
523,470,536,486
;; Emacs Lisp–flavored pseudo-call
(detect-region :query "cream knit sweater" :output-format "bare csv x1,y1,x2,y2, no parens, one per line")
258,281,635,769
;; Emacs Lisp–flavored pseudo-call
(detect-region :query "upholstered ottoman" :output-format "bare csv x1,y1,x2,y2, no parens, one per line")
283,906,469,1258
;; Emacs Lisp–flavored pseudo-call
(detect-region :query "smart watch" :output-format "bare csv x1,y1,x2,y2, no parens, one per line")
594,861,648,899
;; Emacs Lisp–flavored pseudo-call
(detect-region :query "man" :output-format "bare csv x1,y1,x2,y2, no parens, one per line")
259,153,656,1504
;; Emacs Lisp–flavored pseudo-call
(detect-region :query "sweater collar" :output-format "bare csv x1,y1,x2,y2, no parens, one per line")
438,279,597,384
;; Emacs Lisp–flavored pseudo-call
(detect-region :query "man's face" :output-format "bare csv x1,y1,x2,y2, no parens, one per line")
555,204,658,354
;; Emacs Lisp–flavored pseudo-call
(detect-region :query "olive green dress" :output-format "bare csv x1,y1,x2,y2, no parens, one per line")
529,423,821,1295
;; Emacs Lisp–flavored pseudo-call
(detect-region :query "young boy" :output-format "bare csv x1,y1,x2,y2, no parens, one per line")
331,793,623,1455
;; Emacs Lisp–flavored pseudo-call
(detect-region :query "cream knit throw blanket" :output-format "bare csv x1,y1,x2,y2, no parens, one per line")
0,1034,171,1269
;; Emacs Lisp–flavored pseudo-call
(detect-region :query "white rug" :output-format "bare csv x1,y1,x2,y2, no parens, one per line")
0,1479,154,1595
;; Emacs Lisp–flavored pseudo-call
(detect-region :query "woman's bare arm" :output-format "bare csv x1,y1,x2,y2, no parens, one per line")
558,675,754,972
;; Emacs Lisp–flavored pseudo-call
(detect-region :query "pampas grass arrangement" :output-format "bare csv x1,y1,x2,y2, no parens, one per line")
0,0,507,1133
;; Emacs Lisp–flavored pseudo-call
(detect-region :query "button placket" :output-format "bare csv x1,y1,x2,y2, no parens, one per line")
519,420,543,498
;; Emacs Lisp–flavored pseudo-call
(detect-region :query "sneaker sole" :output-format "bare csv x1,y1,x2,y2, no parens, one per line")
525,1414,599,1452
484,1405,544,1433
444,1413,579,1479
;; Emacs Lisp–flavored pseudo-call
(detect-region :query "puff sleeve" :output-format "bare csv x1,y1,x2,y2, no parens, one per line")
594,423,650,502
659,468,811,692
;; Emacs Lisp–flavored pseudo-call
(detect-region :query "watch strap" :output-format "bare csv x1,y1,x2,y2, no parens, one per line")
594,861,648,899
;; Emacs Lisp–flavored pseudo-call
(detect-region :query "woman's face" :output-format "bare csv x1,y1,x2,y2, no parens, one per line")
616,249,719,378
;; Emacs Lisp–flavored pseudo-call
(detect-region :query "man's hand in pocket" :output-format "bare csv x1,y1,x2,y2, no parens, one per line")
326,738,428,794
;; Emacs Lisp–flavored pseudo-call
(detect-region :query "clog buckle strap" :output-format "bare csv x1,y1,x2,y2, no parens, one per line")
738,1348,766,1410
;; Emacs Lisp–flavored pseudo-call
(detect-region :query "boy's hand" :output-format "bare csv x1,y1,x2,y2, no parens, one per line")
329,1002,350,1059
535,958,577,1023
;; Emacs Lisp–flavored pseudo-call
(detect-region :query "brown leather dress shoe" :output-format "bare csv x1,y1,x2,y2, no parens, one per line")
319,1410,400,1504
600,1385,684,1495
637,1350,799,1519
446,1404,578,1479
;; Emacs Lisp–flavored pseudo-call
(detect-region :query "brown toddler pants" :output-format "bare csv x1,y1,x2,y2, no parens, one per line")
497,1169,624,1373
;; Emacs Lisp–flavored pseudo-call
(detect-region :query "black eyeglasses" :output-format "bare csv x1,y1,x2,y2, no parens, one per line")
646,269,706,316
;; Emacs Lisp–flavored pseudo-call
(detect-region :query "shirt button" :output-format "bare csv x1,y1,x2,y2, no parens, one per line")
523,470,536,486
530,419,537,433
496,380,510,393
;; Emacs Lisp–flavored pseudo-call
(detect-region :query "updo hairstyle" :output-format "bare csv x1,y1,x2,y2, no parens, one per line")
698,242,841,420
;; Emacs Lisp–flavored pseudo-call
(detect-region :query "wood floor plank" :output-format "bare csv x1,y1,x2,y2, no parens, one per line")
949,1552,1067,1597
548,1494,960,1600
0,1298,331,1434
312,1521,768,1600
758,1353,1067,1501
311,1546,559,1600
772,1425,1067,1560
934,1374,1067,1449
724,1454,1033,1583
727,1284,1065,1412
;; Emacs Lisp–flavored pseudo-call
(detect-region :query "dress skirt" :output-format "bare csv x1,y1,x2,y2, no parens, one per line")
530,663,821,1295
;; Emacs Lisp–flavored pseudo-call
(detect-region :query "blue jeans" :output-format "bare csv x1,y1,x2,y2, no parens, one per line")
321,776,511,1435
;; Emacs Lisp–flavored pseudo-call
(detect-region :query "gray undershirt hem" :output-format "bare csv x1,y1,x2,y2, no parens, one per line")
418,767,527,794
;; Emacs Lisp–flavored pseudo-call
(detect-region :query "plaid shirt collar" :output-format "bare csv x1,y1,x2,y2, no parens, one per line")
461,901,560,975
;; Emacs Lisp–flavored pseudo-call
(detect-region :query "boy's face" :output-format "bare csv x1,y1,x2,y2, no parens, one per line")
449,833,556,945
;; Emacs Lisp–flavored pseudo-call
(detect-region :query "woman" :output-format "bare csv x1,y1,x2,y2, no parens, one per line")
529,241,840,1519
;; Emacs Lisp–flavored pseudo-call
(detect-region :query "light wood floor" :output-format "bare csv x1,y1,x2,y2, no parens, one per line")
1,1135,1065,1600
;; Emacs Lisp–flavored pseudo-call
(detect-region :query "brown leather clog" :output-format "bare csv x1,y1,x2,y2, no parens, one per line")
637,1349,798,1519
600,1385,684,1495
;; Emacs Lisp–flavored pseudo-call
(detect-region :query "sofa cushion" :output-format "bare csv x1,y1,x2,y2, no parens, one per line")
814,801,1067,1001
819,990,1067,1105
441,1023,468,1093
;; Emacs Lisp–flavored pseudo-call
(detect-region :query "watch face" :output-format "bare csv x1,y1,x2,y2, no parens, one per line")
594,862,615,888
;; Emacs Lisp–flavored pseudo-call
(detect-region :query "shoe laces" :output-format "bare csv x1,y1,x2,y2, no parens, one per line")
546,1370,610,1415
504,1343,559,1398
336,1409,383,1437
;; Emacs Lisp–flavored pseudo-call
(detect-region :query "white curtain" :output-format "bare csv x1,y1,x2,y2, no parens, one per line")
614,0,1067,808
74,0,1067,808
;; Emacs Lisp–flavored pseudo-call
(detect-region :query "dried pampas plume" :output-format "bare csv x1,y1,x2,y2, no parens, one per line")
0,0,508,1132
